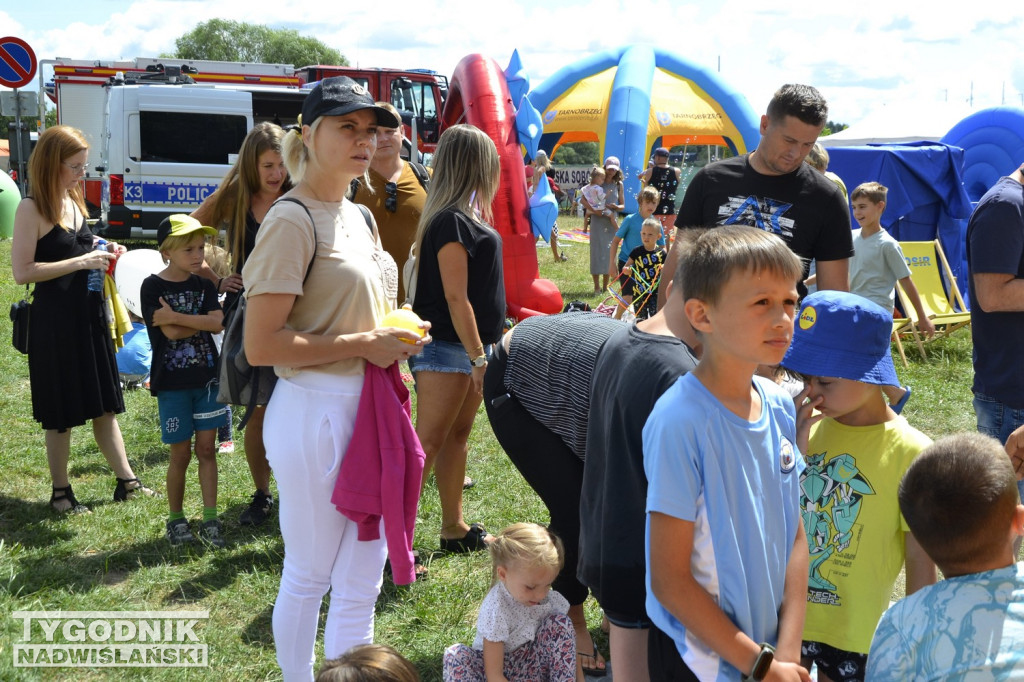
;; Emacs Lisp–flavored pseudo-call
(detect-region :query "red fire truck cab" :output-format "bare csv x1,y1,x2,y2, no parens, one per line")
296,66,446,154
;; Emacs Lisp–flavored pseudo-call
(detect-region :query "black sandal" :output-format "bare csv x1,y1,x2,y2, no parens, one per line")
384,550,429,581
113,477,154,502
439,523,491,553
50,485,90,514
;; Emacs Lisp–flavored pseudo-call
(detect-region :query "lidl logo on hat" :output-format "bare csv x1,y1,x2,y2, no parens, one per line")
780,437,796,473
799,305,817,330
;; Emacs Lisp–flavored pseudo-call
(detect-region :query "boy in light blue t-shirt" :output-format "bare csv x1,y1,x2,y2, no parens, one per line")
643,225,811,682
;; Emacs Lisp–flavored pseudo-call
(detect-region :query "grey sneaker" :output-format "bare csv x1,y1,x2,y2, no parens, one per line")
199,519,226,548
166,518,193,545
239,490,274,526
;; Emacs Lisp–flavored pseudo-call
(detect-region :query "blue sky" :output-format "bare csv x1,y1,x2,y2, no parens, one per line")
5,0,1024,128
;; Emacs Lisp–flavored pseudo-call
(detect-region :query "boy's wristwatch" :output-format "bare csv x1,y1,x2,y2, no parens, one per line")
742,643,775,682
471,355,488,368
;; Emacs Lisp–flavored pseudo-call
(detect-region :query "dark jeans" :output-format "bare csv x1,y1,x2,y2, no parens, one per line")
974,392,1024,500
483,342,588,605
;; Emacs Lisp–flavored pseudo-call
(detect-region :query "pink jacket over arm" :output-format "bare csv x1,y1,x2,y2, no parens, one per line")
331,362,426,585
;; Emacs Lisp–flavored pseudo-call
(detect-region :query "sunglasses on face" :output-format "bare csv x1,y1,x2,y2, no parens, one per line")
385,182,398,213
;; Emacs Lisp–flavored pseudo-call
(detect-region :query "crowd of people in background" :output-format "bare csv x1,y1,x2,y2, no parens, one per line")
11,76,1024,682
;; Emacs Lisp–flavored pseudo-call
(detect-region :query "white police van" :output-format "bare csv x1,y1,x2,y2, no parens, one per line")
42,59,307,239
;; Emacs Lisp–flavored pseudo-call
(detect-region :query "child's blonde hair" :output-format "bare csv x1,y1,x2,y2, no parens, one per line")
641,218,663,235
588,166,606,183
489,523,564,585
159,231,206,256
851,181,887,205
316,644,420,682
805,143,829,173
204,244,233,279
638,185,660,206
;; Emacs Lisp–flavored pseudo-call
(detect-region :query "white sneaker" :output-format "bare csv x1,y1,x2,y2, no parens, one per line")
218,441,234,454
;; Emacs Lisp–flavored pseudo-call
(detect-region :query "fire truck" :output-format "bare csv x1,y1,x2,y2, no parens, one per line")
40,57,446,239
295,66,446,154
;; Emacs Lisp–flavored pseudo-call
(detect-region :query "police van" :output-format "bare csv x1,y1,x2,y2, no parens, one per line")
41,58,307,239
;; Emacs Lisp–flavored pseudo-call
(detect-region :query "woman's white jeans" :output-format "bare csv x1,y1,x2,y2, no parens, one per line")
264,372,386,682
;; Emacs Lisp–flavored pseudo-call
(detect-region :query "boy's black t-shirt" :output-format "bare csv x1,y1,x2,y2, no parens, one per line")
141,274,221,396
627,245,667,287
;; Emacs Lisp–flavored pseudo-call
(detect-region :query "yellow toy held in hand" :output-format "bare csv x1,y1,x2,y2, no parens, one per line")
382,306,426,344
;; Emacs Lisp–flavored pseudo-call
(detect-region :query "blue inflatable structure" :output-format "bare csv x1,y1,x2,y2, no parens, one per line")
942,107,1024,202
529,45,759,213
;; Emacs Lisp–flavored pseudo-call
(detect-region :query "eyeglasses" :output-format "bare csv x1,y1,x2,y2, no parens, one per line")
384,182,398,213
64,161,88,174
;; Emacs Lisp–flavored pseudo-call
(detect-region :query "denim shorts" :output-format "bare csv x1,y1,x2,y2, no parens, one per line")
157,383,229,444
603,608,651,630
408,338,490,376
973,392,1024,499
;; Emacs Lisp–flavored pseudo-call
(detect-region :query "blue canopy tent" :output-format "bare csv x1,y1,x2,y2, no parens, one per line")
826,142,974,301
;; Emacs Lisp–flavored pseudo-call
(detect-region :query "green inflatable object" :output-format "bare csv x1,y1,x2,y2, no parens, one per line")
0,171,21,238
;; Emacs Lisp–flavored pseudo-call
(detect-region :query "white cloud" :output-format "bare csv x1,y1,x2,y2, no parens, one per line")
7,0,1024,126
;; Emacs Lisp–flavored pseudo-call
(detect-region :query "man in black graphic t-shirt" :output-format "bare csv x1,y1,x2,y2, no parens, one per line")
660,84,853,306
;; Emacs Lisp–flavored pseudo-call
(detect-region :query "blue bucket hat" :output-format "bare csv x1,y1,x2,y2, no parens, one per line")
781,290,899,386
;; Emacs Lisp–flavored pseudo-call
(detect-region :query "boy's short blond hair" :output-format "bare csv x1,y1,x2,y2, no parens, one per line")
850,181,888,204
641,218,663,235
898,432,1020,576
638,186,660,206
159,231,207,256
677,226,803,306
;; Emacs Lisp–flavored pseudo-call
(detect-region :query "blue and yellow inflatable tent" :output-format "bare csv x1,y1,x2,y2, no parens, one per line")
529,45,759,214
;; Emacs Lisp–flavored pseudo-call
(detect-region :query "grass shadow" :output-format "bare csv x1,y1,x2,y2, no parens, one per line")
164,544,284,604
239,601,276,649
0,494,79,548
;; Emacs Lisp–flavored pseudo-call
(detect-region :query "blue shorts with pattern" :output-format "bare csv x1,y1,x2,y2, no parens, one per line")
157,383,229,444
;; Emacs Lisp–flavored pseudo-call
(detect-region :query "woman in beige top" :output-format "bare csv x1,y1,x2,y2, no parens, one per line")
242,77,430,682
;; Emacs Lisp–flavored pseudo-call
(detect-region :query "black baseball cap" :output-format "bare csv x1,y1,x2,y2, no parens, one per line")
301,77,400,129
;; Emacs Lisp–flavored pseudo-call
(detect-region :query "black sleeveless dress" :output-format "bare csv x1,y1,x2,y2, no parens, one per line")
28,220,124,431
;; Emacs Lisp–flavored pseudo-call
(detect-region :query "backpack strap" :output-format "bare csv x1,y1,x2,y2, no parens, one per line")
357,204,374,232
346,178,360,201
272,197,318,285
408,162,430,192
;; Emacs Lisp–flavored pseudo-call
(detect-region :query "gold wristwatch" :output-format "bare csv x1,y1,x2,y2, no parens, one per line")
471,355,488,368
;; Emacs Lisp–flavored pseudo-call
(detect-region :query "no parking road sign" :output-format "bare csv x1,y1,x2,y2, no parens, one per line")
0,37,37,89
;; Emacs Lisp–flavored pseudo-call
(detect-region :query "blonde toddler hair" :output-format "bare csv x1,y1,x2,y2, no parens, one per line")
488,522,564,585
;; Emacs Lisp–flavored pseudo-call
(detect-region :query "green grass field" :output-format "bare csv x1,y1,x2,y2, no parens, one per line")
0,221,977,680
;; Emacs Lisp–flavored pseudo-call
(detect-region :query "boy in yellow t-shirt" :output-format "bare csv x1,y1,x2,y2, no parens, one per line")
781,290,937,682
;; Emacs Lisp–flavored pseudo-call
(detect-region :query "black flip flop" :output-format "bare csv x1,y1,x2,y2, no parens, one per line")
384,550,428,581
579,644,608,677
439,523,490,553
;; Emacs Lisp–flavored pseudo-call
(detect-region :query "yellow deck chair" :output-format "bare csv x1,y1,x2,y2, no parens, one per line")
891,317,911,368
893,239,971,360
